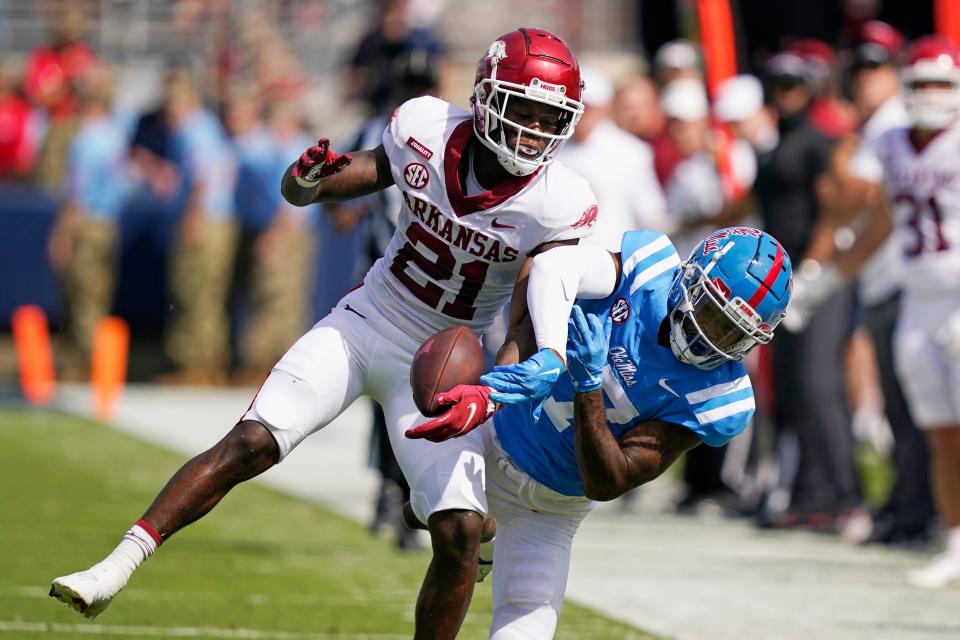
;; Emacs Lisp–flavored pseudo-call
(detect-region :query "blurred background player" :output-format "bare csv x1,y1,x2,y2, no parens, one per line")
754,50,866,533
788,36,960,587
788,20,936,547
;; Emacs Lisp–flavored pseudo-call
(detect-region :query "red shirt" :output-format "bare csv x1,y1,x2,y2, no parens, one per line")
23,43,96,117
0,94,38,177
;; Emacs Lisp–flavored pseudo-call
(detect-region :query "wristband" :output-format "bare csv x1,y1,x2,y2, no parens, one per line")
571,373,603,392
295,175,320,188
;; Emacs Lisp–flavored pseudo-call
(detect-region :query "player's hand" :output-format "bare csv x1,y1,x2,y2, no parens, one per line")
781,260,842,333
480,348,565,404
292,138,352,185
405,385,497,443
566,305,609,392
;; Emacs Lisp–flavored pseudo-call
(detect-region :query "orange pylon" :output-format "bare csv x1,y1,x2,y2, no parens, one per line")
91,316,129,421
11,305,56,406
936,0,960,46
697,0,738,96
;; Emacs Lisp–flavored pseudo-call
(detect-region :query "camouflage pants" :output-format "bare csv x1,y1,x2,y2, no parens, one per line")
63,218,118,359
165,219,238,371
239,226,316,370
36,119,79,194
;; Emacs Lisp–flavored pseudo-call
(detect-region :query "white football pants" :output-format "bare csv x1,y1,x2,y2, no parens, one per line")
895,289,960,428
243,285,488,523
483,428,594,639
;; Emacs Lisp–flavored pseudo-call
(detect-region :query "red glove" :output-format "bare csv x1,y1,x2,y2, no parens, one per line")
405,385,498,443
292,138,352,184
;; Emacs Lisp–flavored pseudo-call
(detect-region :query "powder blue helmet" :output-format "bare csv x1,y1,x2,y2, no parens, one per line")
668,227,793,369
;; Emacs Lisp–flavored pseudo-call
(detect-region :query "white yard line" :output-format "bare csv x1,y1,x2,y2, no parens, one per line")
0,620,406,639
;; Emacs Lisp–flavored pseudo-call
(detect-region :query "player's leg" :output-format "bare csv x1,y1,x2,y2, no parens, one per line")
49,419,279,619
894,297,960,587
485,437,592,639
377,362,489,640
50,301,369,618
862,293,934,543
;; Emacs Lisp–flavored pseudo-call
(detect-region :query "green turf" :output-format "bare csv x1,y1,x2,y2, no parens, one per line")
0,408,658,639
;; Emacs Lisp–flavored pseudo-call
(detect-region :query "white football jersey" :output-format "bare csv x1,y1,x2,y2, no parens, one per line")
363,96,598,342
849,97,911,305
853,121,960,293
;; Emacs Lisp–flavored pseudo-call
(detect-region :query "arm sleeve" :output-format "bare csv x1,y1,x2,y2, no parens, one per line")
527,244,619,357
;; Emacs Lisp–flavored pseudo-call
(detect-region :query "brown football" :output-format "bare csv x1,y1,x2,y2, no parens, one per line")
410,326,484,416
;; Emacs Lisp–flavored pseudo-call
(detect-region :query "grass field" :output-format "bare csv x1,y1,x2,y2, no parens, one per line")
0,408,657,640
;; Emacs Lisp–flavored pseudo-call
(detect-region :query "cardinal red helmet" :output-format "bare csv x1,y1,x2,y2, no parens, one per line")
902,36,960,130
471,28,584,176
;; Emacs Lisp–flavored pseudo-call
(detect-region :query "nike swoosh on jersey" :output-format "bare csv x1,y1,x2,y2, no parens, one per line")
658,378,679,398
344,304,366,319
539,368,562,379
491,218,517,229
460,402,477,433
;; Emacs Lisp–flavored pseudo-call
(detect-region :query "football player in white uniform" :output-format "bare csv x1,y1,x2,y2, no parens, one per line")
786,36,960,588
50,28,599,637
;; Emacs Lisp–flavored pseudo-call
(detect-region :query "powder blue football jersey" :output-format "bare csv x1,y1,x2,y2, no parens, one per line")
493,229,755,497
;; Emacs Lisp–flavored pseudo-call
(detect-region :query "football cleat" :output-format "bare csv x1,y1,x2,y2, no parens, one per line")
906,552,960,589
49,564,129,620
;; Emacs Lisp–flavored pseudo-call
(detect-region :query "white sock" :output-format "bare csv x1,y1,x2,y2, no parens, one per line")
98,521,161,581
947,526,960,556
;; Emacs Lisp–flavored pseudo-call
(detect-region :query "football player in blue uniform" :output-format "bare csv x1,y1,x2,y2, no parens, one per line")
406,227,791,638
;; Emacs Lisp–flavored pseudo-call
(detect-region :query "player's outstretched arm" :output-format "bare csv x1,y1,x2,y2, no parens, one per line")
482,245,619,404
280,141,394,206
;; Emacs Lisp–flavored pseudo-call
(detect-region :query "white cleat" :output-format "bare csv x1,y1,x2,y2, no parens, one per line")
49,564,129,620
906,552,960,589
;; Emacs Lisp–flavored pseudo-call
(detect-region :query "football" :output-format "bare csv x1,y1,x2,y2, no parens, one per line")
410,326,484,416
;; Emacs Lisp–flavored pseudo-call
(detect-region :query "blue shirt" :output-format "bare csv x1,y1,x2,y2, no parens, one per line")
232,124,278,232
494,230,755,497
68,115,130,220
171,108,235,220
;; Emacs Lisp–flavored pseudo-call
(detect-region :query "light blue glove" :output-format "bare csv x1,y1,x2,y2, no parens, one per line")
566,305,610,392
480,348,565,405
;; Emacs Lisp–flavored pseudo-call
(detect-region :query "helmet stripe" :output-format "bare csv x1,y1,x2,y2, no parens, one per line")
746,242,784,309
